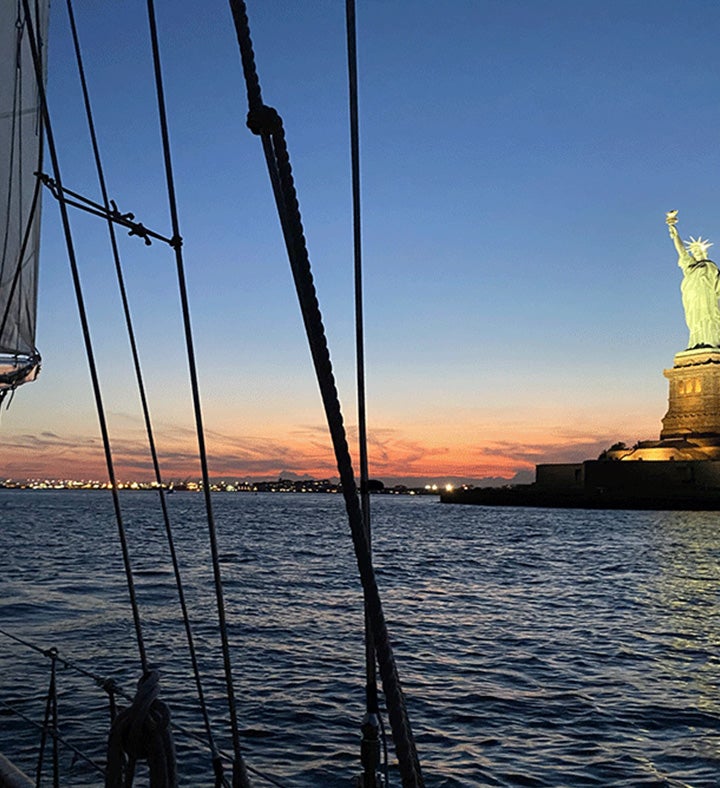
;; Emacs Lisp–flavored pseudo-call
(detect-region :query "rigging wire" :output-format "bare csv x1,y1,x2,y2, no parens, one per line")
0,699,107,778
63,1,224,778
144,2,250,785
346,1,370,547
19,0,149,675
227,2,424,785
38,174,175,246
0,628,288,787
345,2,388,784
35,648,60,788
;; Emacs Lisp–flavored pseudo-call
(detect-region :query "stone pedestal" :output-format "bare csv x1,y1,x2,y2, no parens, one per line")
661,349,720,438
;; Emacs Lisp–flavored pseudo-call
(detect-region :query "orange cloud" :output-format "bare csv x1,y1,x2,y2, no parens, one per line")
2,414,628,484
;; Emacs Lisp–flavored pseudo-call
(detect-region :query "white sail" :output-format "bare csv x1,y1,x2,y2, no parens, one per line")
0,0,49,394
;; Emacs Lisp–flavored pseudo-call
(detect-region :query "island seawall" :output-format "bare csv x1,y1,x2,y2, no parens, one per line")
441,458,720,510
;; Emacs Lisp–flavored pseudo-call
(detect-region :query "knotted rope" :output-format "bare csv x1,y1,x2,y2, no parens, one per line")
227,2,424,785
106,671,177,788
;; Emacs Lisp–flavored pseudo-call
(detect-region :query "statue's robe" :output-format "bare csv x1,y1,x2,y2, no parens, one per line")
679,252,720,347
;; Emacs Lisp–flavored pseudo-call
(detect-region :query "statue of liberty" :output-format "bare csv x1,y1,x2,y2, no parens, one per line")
666,211,720,349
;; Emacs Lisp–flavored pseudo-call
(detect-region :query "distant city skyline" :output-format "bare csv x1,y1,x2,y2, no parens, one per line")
3,1,720,484
0,476,452,494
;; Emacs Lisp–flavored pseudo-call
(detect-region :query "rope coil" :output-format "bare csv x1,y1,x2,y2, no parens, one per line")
106,671,177,788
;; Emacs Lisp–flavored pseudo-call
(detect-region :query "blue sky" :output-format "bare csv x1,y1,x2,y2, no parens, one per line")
4,0,720,484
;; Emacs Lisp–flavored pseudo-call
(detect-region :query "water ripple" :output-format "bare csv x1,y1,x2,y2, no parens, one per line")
2,491,720,785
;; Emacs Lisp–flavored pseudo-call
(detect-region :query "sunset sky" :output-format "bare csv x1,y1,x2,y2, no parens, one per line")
4,0,720,485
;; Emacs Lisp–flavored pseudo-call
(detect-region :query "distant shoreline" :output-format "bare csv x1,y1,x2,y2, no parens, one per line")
0,479,440,495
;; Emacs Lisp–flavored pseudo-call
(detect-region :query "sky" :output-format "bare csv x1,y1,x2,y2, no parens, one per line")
3,0,720,486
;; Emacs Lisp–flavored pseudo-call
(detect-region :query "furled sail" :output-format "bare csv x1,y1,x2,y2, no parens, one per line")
0,0,49,400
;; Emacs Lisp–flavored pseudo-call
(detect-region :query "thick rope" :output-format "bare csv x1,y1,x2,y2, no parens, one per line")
227,3,423,785
106,671,176,788
20,0,148,675
64,1,223,777
145,3,250,785
268,108,424,788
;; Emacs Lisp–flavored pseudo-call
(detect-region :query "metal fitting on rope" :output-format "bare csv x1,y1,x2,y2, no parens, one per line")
125,222,153,246
246,104,282,136
99,677,119,694
37,172,58,196
211,755,226,788
358,712,384,788
109,200,135,222
106,670,177,788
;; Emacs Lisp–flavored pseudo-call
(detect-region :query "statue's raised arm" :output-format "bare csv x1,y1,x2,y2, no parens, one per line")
667,211,720,349
666,210,689,261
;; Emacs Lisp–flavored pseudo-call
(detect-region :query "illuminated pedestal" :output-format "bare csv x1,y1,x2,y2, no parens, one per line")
661,349,720,438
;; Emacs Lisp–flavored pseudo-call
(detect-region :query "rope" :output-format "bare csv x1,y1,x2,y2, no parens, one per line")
0,699,106,778
227,3,423,785
106,671,176,788
64,1,223,777
0,632,111,778
0,387,12,411
35,648,60,788
20,0,149,675
0,626,122,698
273,106,424,788
345,3,387,783
345,0,371,541
38,174,174,246
0,629,287,787
144,3,250,785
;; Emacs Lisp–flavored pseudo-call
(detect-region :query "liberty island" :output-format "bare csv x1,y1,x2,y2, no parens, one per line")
444,211,720,509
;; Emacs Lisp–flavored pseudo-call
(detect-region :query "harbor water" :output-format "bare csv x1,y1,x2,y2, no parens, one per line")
1,489,720,786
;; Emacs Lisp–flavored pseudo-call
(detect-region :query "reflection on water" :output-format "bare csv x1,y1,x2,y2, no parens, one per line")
643,513,720,727
1,491,720,786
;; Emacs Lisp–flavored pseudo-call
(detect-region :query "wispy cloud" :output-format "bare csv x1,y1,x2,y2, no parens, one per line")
2,416,623,482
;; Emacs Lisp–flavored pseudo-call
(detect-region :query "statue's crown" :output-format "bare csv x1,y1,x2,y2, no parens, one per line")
686,236,714,258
